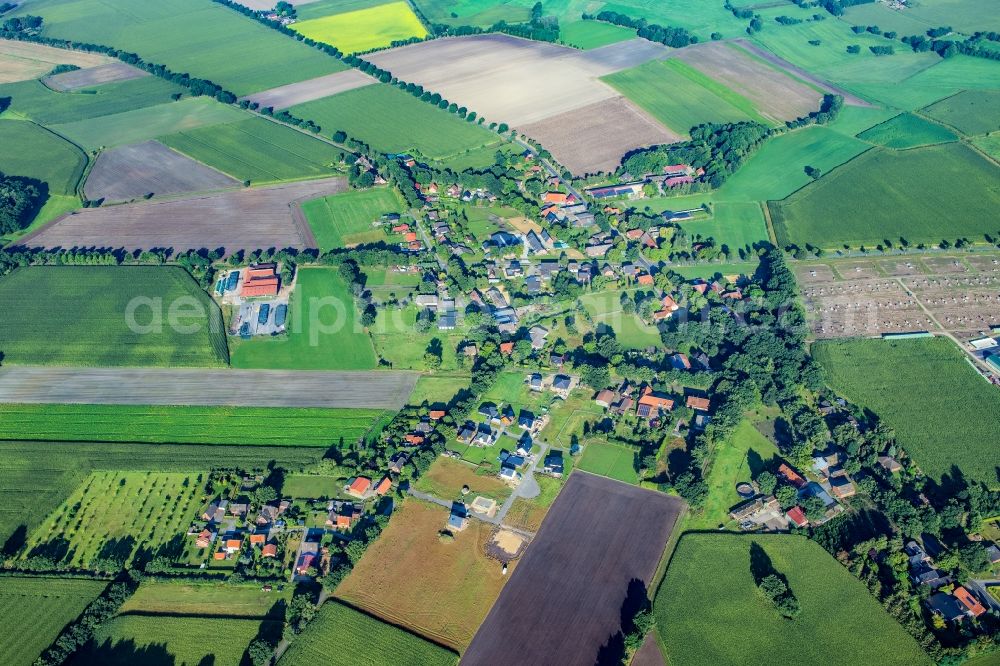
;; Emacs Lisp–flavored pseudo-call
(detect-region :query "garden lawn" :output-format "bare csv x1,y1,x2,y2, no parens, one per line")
0,266,228,367
577,441,640,484
655,534,932,665
160,116,342,184
301,187,404,250
0,576,108,666
291,1,428,54
0,119,85,196
579,288,665,349
230,268,377,370
370,304,465,371
282,474,344,498
770,143,1000,249
291,83,499,159
0,77,182,126
282,600,457,666
857,113,958,150
921,90,1000,136
559,20,635,49
0,403,382,445
812,337,1000,486
407,374,470,406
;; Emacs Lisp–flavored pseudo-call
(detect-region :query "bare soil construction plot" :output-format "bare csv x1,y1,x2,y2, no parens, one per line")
16,177,347,252
83,140,239,202
672,41,821,122
463,471,683,666
43,61,148,91
0,367,419,409
0,39,111,84
521,96,678,174
242,69,375,110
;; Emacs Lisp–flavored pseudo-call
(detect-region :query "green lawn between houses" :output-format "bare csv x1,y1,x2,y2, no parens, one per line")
654,534,932,665
577,441,640,484
301,186,405,250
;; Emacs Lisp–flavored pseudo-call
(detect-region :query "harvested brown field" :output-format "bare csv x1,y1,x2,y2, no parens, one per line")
520,96,678,174
363,34,673,173
16,176,348,252
242,69,375,110
672,42,821,122
84,140,239,202
0,366,419,409
43,61,148,91
463,472,683,665
335,499,510,650
0,39,111,84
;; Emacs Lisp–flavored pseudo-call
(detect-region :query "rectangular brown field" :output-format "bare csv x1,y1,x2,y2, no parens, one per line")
921,256,970,274
16,176,346,253
672,42,822,122
521,96,679,175
796,263,837,285
875,258,923,277
84,140,239,202
833,259,880,280
43,61,149,91
242,69,376,110
463,471,683,666
0,38,112,84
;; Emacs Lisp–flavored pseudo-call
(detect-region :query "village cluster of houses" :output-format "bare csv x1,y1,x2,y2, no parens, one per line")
729,460,846,531
913,534,997,625
583,164,704,202
594,380,712,429
191,496,289,564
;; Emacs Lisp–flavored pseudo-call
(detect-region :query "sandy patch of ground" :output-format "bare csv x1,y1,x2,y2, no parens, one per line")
0,39,111,83
491,529,526,556
241,69,376,110
43,61,148,91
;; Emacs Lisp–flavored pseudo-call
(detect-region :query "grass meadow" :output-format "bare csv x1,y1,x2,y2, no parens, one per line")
559,20,635,49
812,337,1000,486
0,77,182,125
18,0,345,96
301,187,404,250
413,456,512,503
857,113,958,150
677,202,769,253
0,119,86,196
230,268,378,370
413,0,529,27
408,374,470,407
655,534,932,665
121,580,289,617
597,0,748,38
0,577,107,666
160,116,342,184
971,133,1000,160
770,143,1000,248
579,288,663,349
921,90,1000,136
282,600,458,666
370,304,466,370
0,266,229,367
849,56,1000,111
291,1,428,54
291,84,500,159
577,441,640,484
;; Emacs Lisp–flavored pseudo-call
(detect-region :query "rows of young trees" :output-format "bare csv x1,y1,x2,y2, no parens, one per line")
584,10,697,48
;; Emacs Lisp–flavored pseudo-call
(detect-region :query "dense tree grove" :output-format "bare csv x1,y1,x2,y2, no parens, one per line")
584,10,696,47
0,172,45,234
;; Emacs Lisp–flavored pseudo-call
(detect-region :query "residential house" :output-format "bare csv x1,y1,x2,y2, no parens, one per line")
195,529,214,548
448,503,469,531
829,474,857,499
518,410,538,430
954,586,987,618
686,395,710,412
525,275,542,294
389,452,410,474
479,403,500,421
670,353,691,371
516,434,534,456
878,456,903,473
786,506,808,528
457,422,477,443
528,373,543,390
414,294,438,309
249,533,266,546
224,537,243,554
529,326,549,350
240,264,280,297
778,463,807,489
375,476,392,495
346,477,372,499
473,424,497,446
637,386,674,419
544,450,565,477
636,273,654,286
499,341,515,355
927,593,967,623
552,375,572,395
429,409,446,420
229,501,249,518
653,295,680,321
262,543,278,558
595,389,616,408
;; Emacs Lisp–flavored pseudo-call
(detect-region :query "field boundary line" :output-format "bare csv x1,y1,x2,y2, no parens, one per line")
328,597,461,655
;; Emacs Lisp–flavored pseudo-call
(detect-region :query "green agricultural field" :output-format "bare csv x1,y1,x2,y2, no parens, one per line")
770,143,1000,249
559,20,635,49
120,580,289,617
812,337,1000,486
714,126,870,202
678,202,769,253
282,600,458,666
857,113,958,149
0,576,108,666
160,116,342,184
50,97,246,150
577,441,640,484
877,0,1000,33
0,440,324,551
603,58,760,135
80,614,274,666
291,1,428,54
370,304,465,370
413,0,530,27
0,119,85,197
0,77,183,126
302,187,404,250
291,84,500,159
851,56,1000,111
597,0,747,38
655,534,932,665
230,268,377,370
23,470,203,568
14,0,345,96
0,403,383,446
668,261,760,281
971,133,1000,160
921,90,1000,136
0,266,228,367
408,374,470,406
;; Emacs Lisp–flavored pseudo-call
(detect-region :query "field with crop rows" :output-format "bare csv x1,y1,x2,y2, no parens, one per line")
291,83,499,159
282,600,458,666
292,1,427,54
857,113,958,150
812,337,1000,486
771,143,1000,249
0,403,384,446
0,576,108,666
0,120,86,197
160,116,343,184
0,266,228,367
655,534,932,665
0,77,183,126
301,187,404,250
22,470,203,568
921,90,1000,137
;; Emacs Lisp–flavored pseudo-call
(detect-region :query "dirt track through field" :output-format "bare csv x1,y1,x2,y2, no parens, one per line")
43,61,149,91
463,472,684,665
242,69,376,110
0,366,419,409
16,176,345,253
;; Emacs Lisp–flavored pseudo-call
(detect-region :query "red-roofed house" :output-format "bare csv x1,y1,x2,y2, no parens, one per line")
392,223,410,233
693,282,709,295
213,550,227,560
787,506,808,528
686,396,710,411
404,232,418,242
954,586,987,618
653,294,680,321
405,433,425,445
195,529,212,548
249,533,266,546
778,463,807,489
664,175,695,189
224,538,242,553
543,192,569,205
663,164,693,177
375,476,392,495
295,553,316,575
499,341,514,355
240,264,280,297
347,477,372,498
429,410,446,420
637,273,654,286
625,228,644,240
262,543,278,558
637,386,674,419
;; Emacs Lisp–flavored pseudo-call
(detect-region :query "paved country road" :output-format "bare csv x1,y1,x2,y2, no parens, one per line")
0,367,419,409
